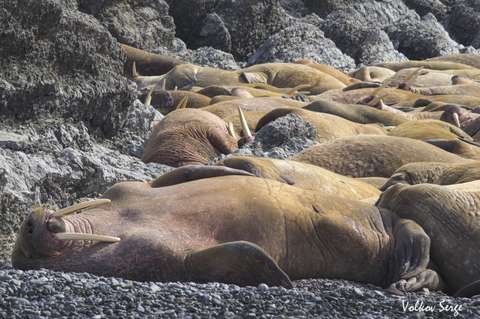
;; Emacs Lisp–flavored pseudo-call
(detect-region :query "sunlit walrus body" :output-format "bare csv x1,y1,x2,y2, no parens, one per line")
11,173,451,294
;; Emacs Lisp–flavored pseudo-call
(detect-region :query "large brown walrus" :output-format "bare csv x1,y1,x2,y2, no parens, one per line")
142,108,239,167
215,156,380,200
377,181,480,296
291,135,468,178
380,161,480,190
119,43,183,76
11,172,450,294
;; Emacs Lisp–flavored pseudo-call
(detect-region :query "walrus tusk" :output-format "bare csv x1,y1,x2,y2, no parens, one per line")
145,88,154,107
237,107,253,138
453,112,461,128
227,122,238,139
53,199,112,218
55,232,121,243
132,61,139,78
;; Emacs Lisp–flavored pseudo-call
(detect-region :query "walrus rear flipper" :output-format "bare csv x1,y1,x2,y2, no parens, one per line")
185,241,293,288
387,218,441,294
454,280,480,298
150,166,254,188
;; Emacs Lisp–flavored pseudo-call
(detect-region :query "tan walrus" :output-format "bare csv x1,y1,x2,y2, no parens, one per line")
12,172,451,294
291,135,468,177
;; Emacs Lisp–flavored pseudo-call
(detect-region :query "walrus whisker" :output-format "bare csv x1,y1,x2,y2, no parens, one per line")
53,199,112,218
227,122,238,139
237,107,253,138
55,233,121,243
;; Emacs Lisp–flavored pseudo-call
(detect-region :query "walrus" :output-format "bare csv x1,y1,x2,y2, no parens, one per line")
411,82,480,98
380,161,480,190
387,120,472,142
140,89,212,113
377,181,480,295
383,68,480,89
215,156,380,200
255,108,386,143
428,53,480,69
135,62,346,94
11,173,446,294
291,135,468,178
425,138,480,160
119,43,183,76
304,99,408,126
201,97,304,119
350,66,396,83
295,59,359,85
142,108,239,167
375,60,475,72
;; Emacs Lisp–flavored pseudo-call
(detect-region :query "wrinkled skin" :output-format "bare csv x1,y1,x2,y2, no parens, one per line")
256,108,385,143
217,156,380,200
425,139,480,160
428,54,480,69
291,135,468,178
377,181,480,294
375,61,475,72
142,109,238,167
381,161,480,190
12,173,439,293
140,90,212,113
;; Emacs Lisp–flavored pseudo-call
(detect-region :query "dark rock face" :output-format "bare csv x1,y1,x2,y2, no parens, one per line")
77,0,176,51
320,10,407,65
169,0,293,60
445,0,480,49
0,0,135,138
402,0,448,20
386,13,460,60
248,22,356,71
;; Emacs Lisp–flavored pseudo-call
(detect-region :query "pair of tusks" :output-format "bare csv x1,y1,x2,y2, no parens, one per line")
237,107,253,138
52,199,121,243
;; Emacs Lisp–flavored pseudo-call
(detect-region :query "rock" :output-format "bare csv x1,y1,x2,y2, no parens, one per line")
386,13,461,59
197,13,232,53
248,22,356,71
238,113,317,159
321,10,407,65
0,120,172,237
279,0,308,17
445,0,480,49
402,0,448,20
183,47,240,70
169,0,294,60
0,0,135,138
77,0,176,51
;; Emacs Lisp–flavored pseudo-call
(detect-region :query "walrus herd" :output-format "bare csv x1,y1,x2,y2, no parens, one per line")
12,44,480,298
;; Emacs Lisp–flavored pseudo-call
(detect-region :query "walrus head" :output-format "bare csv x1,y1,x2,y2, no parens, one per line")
12,199,119,267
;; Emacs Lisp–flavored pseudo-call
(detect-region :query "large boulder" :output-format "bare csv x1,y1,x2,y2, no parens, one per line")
402,0,448,20
77,0,176,51
169,0,293,60
386,13,461,59
248,22,356,71
0,0,135,138
445,0,480,49
320,10,407,65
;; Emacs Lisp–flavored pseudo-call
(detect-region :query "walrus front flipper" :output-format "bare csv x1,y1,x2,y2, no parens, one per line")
150,165,254,188
387,218,440,294
454,280,480,298
185,241,293,288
